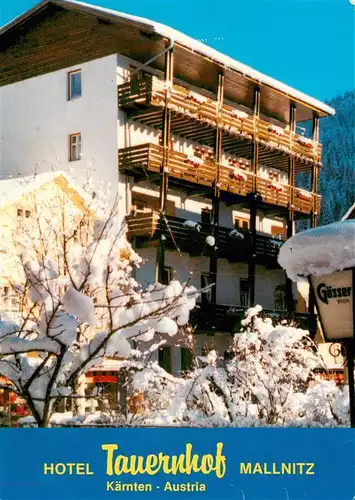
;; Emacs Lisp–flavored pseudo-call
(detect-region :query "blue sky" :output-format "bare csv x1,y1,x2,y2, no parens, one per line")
2,0,354,102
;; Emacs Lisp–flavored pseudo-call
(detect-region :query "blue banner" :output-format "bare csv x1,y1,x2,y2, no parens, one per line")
0,429,354,499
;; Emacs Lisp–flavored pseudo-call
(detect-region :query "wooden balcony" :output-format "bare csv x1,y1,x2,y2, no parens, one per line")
126,211,282,267
118,75,322,168
190,304,310,334
119,143,321,215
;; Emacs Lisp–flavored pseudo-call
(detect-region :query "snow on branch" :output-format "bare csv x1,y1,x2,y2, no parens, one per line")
0,186,198,427
118,306,348,428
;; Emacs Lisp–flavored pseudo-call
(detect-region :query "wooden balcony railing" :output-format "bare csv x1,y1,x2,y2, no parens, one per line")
119,143,321,215
119,143,217,189
190,304,310,333
125,211,160,238
118,75,322,164
126,211,283,266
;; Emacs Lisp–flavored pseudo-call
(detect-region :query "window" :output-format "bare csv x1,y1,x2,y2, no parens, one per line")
271,225,286,241
68,70,82,100
201,208,212,225
274,284,286,311
162,266,175,285
234,216,250,231
131,198,148,214
73,215,90,245
17,208,31,220
158,347,172,373
0,285,18,311
240,278,249,307
69,133,82,161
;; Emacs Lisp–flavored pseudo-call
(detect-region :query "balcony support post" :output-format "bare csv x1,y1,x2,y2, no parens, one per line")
247,87,261,307
311,113,320,228
308,112,320,337
156,46,174,283
209,73,224,310
285,102,297,312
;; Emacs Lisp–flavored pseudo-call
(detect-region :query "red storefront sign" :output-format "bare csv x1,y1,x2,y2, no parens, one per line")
86,372,117,384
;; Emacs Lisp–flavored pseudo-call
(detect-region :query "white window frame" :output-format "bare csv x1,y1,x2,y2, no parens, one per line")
68,69,82,100
69,133,82,162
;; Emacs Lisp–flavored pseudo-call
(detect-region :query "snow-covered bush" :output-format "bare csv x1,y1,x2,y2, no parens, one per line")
124,307,349,427
0,186,198,427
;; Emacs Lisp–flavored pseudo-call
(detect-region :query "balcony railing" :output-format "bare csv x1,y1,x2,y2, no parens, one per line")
118,75,322,165
119,143,321,215
126,211,282,266
190,304,310,334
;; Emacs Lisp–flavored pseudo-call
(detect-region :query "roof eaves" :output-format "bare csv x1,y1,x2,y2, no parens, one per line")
1,0,336,118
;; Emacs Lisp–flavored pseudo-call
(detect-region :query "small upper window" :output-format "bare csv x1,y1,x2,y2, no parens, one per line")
68,70,82,100
234,216,250,232
200,273,212,306
162,266,175,285
132,198,148,214
274,284,286,311
240,278,249,307
69,133,82,162
17,207,32,222
201,208,212,225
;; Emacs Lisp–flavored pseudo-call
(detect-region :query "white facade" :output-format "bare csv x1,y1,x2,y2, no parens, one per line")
1,54,119,201
1,52,286,231
1,53,294,376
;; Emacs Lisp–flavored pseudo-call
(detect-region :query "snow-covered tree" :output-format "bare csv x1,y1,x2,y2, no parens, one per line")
0,181,197,427
125,307,349,427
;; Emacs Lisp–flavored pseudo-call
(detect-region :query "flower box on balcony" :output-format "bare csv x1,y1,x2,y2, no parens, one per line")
186,91,206,105
194,146,213,159
230,168,248,181
297,189,313,200
228,158,248,168
230,109,249,120
297,136,314,148
185,155,204,168
268,124,284,136
267,181,284,192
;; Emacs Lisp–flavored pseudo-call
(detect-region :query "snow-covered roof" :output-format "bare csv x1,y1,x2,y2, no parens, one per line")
1,0,335,117
278,221,355,281
0,171,90,210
